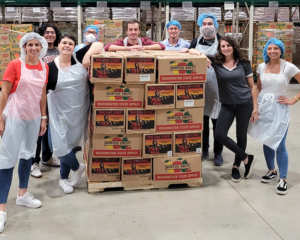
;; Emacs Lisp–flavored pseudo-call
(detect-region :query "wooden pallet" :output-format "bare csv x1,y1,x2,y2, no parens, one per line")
87,178,203,193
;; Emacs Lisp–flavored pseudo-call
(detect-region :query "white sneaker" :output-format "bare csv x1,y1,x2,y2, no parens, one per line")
16,192,42,208
31,163,42,178
69,163,86,187
42,156,60,167
59,179,74,194
0,211,7,233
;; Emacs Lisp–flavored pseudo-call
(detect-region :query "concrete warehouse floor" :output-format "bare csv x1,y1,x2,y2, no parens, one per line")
1,85,300,240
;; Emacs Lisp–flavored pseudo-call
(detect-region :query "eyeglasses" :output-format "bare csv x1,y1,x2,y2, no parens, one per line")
45,31,56,35
86,31,97,35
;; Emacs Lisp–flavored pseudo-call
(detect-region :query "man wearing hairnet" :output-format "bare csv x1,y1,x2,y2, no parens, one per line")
74,25,99,53
160,20,190,50
182,13,224,166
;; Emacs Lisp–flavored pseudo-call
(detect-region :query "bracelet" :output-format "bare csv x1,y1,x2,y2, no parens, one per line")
41,116,47,119
294,96,299,102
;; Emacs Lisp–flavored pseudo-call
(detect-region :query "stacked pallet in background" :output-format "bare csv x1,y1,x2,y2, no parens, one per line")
195,22,225,39
254,22,294,68
104,20,123,45
293,27,300,69
0,24,32,86
86,50,207,192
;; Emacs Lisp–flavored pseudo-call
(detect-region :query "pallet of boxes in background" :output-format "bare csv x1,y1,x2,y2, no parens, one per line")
85,50,206,193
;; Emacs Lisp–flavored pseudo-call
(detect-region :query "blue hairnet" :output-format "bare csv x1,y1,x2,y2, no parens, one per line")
166,20,181,30
83,25,99,42
263,38,285,63
197,13,218,29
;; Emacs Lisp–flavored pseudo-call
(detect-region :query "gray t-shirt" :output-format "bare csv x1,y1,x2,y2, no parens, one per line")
42,48,60,64
209,57,253,105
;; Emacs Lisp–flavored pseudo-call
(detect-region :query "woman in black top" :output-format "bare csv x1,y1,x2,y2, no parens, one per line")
47,34,103,194
190,36,259,183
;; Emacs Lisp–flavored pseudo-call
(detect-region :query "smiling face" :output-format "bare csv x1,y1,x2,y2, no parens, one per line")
220,40,233,57
167,25,180,39
126,23,141,41
58,37,75,56
267,44,281,60
43,27,56,45
23,39,42,59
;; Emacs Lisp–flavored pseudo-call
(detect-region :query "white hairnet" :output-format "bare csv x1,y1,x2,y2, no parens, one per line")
19,32,48,60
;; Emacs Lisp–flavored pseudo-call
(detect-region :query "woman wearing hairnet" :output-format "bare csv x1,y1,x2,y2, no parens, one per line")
0,32,49,233
190,36,258,183
160,20,190,50
74,25,99,53
248,38,300,195
182,13,224,166
47,34,103,194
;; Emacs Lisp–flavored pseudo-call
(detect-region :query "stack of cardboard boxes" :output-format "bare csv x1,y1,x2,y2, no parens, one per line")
85,50,206,189
254,22,294,68
0,24,32,86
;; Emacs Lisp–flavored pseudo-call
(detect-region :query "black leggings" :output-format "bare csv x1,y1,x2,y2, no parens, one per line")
203,116,223,155
215,99,253,167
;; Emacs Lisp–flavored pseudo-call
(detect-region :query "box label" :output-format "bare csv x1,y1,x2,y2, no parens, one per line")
126,58,154,74
160,74,205,82
140,74,150,82
177,84,204,101
128,110,155,130
147,85,174,106
92,158,120,174
155,172,200,180
92,57,122,79
174,132,201,154
123,159,151,175
96,110,124,127
94,150,141,157
145,134,172,155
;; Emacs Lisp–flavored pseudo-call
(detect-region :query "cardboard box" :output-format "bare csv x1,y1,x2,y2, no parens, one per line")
0,61,9,70
91,106,125,134
87,156,121,182
0,44,10,52
104,20,123,28
11,24,33,35
90,53,124,84
83,140,90,164
0,24,11,34
156,55,207,83
9,34,22,43
104,27,123,37
126,109,156,134
118,51,156,84
143,133,173,158
0,52,10,61
173,132,202,157
85,19,106,25
9,43,20,52
0,35,9,44
122,158,152,182
156,108,203,132
145,84,175,109
153,155,201,183
10,51,20,60
93,84,144,108
176,83,204,108
104,37,119,45
91,134,142,158
257,22,293,30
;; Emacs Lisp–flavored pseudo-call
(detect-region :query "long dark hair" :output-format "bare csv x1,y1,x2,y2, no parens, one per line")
213,36,249,64
58,34,77,46
37,24,61,47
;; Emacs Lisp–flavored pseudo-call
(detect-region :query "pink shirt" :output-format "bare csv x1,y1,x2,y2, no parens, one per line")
104,37,165,51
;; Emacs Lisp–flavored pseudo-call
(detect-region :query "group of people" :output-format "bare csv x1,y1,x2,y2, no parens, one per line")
0,12,299,233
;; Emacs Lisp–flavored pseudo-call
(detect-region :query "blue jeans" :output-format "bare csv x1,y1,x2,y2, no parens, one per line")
0,158,33,204
263,129,288,179
48,126,80,180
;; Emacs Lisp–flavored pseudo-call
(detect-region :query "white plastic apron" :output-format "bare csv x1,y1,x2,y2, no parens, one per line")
248,65,289,151
0,59,47,169
123,37,142,46
47,55,89,157
196,34,221,119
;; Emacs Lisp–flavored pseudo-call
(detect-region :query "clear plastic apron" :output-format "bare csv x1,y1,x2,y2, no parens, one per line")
47,55,89,157
195,34,221,119
0,59,47,169
248,71,290,151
